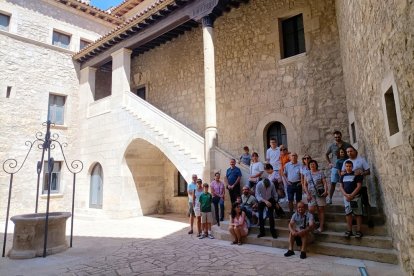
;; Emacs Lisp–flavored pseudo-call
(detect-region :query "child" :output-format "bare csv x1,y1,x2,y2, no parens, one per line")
328,148,348,204
239,146,251,166
339,160,363,238
199,183,214,239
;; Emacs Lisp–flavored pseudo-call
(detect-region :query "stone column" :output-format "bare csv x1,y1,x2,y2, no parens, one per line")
111,48,132,97
202,15,217,180
79,66,96,118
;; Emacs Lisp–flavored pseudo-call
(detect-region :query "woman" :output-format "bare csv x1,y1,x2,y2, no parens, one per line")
300,155,312,189
228,202,248,245
193,178,204,237
304,160,328,233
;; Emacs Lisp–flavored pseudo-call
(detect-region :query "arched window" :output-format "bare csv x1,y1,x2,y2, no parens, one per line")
266,122,288,149
90,163,103,209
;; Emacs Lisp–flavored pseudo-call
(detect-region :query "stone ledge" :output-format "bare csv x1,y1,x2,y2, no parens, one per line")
40,194,64,199
277,52,308,65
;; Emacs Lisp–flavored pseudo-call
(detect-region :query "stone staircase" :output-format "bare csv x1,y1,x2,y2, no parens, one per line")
212,203,398,264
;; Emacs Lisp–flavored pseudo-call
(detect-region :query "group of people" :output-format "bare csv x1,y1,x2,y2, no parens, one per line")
186,130,371,259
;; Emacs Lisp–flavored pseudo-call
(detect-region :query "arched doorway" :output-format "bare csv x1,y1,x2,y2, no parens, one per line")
265,122,288,149
90,163,103,209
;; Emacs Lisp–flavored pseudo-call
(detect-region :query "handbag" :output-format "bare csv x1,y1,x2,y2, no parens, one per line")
310,173,325,197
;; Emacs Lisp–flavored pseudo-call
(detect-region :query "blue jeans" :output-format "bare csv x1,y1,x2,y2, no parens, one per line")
212,196,224,222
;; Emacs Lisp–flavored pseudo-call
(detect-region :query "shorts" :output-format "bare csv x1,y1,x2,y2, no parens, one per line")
201,212,213,223
287,182,302,202
344,196,363,216
308,194,327,207
194,203,201,217
188,202,195,217
330,168,339,183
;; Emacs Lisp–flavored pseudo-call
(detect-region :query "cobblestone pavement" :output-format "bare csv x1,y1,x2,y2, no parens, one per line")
0,215,404,276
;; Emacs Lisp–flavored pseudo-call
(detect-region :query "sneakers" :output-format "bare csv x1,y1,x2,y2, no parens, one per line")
198,234,206,239
208,234,214,239
355,231,363,238
284,250,295,257
196,233,202,238
326,197,332,204
300,251,307,259
344,231,353,238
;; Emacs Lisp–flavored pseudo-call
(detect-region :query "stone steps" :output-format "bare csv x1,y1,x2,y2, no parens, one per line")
213,227,398,264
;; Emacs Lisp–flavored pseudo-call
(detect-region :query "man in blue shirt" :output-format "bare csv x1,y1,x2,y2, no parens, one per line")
225,158,242,204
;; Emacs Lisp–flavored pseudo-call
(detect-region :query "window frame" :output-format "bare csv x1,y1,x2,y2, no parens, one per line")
0,12,11,31
43,161,62,194
177,171,188,197
48,94,66,125
52,29,71,49
79,38,92,51
280,13,306,59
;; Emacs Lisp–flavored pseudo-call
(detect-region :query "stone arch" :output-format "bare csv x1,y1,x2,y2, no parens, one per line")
256,112,298,158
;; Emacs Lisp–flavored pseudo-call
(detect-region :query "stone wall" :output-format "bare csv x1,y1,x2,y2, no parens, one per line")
131,0,348,168
335,0,414,274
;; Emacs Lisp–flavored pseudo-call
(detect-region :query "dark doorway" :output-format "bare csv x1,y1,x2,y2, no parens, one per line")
266,122,287,149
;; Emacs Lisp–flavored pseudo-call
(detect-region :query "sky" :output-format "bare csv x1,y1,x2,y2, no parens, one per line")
90,0,124,11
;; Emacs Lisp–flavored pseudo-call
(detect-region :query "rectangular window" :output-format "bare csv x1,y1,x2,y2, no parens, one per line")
177,172,187,196
43,161,61,194
281,14,305,59
6,86,12,98
49,94,66,125
350,122,357,144
384,87,399,136
136,86,146,100
0,13,10,31
80,39,91,50
52,30,71,49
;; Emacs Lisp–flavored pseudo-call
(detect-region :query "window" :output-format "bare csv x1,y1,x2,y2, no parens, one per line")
49,94,66,125
350,122,357,144
52,30,71,49
80,39,91,50
136,86,146,100
6,86,11,98
280,14,305,58
90,163,103,209
177,172,187,196
384,87,399,136
43,161,61,194
0,13,10,31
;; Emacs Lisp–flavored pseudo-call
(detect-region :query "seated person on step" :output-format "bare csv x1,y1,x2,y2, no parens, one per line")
284,201,314,259
240,186,258,225
228,202,249,245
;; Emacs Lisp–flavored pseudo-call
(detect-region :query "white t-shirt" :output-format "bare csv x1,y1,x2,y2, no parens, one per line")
249,161,264,182
266,147,280,170
341,156,370,187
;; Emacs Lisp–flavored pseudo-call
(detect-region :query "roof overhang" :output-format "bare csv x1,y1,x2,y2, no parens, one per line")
74,0,249,69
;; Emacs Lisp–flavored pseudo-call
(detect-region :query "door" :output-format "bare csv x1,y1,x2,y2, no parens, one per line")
90,163,103,209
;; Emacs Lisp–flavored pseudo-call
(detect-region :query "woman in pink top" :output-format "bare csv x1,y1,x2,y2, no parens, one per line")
228,202,248,245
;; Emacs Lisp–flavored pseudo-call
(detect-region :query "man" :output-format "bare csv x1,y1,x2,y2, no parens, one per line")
225,158,242,205
325,130,351,204
187,174,198,234
284,201,315,259
341,146,372,226
249,152,264,191
240,185,258,222
255,178,278,239
266,137,281,172
211,172,225,226
264,163,286,217
283,152,302,213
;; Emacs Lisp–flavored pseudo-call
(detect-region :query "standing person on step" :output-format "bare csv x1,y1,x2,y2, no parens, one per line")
225,158,242,205
341,146,372,226
304,160,328,233
255,178,278,239
248,152,264,193
283,152,302,213
187,174,198,234
325,130,351,204
266,137,281,173
239,146,251,166
199,183,214,239
211,172,225,226
279,145,290,201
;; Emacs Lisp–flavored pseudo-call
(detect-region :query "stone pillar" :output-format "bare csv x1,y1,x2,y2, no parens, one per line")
202,15,217,180
111,48,132,97
79,66,96,118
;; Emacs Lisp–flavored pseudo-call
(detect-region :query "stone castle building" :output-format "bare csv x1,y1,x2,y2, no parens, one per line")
0,0,412,274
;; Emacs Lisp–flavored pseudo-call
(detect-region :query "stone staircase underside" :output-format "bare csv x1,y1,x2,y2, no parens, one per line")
213,204,398,264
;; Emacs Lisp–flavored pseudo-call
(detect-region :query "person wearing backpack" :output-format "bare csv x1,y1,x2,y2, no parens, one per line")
284,201,315,259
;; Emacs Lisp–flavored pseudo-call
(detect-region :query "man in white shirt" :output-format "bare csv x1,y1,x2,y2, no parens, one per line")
248,152,264,192
266,137,281,171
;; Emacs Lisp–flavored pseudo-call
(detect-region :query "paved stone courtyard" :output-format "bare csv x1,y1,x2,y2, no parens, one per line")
0,215,404,276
